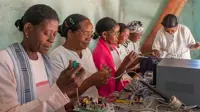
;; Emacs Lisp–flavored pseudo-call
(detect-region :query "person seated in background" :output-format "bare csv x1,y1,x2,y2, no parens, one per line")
49,14,110,103
117,23,130,61
0,4,85,112
152,14,200,59
92,17,138,97
117,23,140,81
123,21,144,55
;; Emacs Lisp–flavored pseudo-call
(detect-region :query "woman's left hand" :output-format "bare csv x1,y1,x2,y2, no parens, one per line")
122,51,138,68
194,42,200,49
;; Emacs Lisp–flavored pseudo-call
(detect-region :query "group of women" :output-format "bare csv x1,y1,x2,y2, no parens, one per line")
1,3,199,112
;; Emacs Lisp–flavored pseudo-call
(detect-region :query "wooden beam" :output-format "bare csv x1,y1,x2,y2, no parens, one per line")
141,0,188,53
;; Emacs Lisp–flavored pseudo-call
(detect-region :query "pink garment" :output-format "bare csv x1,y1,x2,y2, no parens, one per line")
93,38,124,97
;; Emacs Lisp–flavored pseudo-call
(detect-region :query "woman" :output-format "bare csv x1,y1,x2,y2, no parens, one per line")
92,17,138,97
124,21,144,54
0,4,84,112
152,14,200,59
117,23,138,82
117,23,130,61
49,14,110,101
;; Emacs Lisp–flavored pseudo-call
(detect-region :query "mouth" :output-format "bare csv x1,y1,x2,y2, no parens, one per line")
43,46,51,50
136,37,140,40
83,42,90,45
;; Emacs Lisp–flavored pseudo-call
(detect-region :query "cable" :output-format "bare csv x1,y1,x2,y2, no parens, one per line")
76,88,79,105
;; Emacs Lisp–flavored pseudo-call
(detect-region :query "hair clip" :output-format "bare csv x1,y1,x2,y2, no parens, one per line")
69,18,75,24
64,21,69,27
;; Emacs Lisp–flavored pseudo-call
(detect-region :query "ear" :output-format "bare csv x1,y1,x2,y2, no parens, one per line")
101,31,107,40
67,30,73,39
24,23,33,38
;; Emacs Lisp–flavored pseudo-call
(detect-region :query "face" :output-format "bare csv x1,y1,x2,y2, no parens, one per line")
25,20,59,54
118,28,130,45
164,27,177,35
129,32,142,42
103,24,120,46
70,19,93,50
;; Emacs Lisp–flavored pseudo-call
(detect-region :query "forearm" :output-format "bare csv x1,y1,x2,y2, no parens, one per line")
126,58,140,71
189,44,200,50
115,63,127,80
1,84,70,112
69,77,93,98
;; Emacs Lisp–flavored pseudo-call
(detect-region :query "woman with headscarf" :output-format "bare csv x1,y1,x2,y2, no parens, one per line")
123,21,144,55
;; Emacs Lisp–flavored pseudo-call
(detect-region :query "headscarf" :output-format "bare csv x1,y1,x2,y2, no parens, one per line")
127,21,143,33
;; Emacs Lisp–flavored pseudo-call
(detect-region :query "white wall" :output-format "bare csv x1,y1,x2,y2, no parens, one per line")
0,0,168,52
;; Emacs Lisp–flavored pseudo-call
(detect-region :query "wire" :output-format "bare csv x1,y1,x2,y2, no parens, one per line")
76,88,79,104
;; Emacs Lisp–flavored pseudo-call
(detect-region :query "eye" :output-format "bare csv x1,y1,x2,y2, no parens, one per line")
44,32,51,38
54,32,57,37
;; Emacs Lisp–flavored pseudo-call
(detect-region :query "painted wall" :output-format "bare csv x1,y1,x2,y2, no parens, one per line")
0,0,199,58
179,0,200,59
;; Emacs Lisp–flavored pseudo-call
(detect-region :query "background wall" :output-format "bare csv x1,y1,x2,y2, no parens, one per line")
0,0,199,59
179,0,200,59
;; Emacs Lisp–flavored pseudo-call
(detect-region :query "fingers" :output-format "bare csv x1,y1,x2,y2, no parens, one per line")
76,67,85,79
63,62,82,80
152,51,160,57
67,60,73,70
102,64,109,70
74,76,83,87
132,53,138,59
70,63,82,77
128,51,138,60
108,68,112,75
101,65,112,78
128,51,134,56
64,62,84,84
66,76,83,88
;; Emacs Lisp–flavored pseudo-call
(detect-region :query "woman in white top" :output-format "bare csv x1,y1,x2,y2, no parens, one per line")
117,23,130,61
123,21,144,55
117,23,138,81
152,14,200,59
0,4,85,112
49,14,110,102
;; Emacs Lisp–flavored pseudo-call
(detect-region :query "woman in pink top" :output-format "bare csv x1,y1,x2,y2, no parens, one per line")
92,17,138,97
0,4,85,112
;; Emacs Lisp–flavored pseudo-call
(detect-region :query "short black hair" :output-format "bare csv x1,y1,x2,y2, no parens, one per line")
15,4,59,32
118,23,129,33
93,17,118,39
58,14,89,39
161,14,178,28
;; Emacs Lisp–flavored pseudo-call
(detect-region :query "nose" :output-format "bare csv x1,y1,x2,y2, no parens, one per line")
48,36,55,44
123,36,127,40
85,35,92,42
168,30,174,34
48,32,56,43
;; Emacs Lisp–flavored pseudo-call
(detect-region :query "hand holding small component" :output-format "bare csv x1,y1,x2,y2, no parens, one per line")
91,65,111,87
56,60,85,97
152,50,160,57
122,51,138,68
